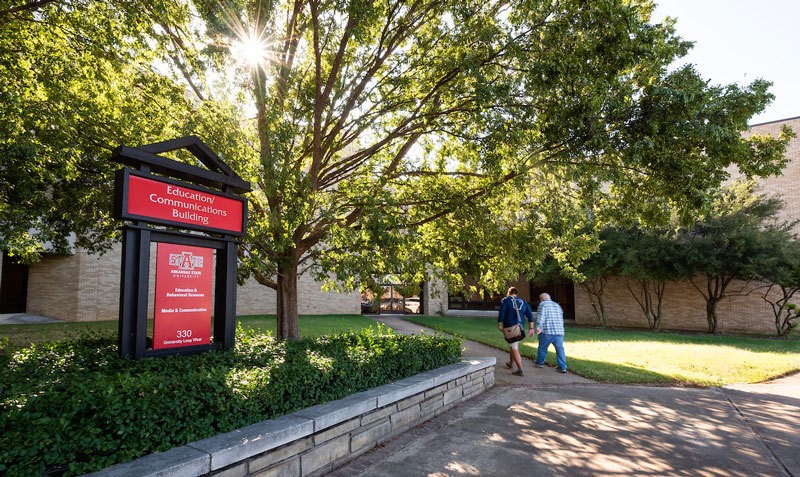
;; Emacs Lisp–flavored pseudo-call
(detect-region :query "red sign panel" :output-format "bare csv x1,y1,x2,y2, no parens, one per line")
124,173,244,234
153,243,214,350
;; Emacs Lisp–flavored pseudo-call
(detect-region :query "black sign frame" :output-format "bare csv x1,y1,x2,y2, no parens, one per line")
112,137,251,359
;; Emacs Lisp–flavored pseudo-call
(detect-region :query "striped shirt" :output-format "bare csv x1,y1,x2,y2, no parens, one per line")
536,300,564,335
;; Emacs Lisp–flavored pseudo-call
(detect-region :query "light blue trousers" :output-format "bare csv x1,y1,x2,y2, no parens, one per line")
536,333,567,371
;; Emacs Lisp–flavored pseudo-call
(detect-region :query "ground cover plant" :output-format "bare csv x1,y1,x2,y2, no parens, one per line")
406,316,800,386
0,321,461,476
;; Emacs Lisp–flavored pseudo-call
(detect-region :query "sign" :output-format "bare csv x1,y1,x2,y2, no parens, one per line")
153,243,214,350
114,137,250,358
119,170,245,235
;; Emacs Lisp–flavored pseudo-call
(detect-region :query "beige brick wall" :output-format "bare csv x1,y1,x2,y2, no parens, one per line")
27,254,82,321
27,245,152,321
574,276,779,334
78,249,122,321
738,116,800,229
236,271,360,316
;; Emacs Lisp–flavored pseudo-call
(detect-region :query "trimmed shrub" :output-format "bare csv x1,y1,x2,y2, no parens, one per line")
0,325,461,476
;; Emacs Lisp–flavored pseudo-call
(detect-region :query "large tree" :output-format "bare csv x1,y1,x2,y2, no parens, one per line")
0,1,258,262
222,0,793,339
1,1,180,260
2,1,792,339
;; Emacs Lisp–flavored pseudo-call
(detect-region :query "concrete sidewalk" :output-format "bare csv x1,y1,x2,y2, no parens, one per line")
328,315,800,477
0,313,63,325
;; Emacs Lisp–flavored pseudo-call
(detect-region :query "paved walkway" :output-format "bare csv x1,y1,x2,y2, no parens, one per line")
328,315,800,477
0,313,62,325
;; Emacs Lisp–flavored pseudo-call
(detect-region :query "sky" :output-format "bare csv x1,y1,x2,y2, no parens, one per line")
652,0,799,125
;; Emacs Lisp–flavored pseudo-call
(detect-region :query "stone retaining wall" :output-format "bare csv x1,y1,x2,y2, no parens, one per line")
90,357,495,477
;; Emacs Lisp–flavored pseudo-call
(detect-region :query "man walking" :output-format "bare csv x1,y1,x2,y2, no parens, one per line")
497,287,535,376
534,293,567,373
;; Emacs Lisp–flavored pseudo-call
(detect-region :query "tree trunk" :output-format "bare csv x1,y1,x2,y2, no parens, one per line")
706,297,719,333
276,260,300,340
625,279,653,329
761,285,800,336
653,281,666,330
580,277,607,327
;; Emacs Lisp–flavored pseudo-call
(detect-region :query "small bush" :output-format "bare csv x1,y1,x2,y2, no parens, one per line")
0,326,461,476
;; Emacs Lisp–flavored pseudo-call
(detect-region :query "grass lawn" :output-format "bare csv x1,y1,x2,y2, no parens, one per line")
237,314,383,336
0,314,382,350
405,315,800,386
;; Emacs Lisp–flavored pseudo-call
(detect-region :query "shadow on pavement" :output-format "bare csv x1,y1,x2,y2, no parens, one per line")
328,315,800,477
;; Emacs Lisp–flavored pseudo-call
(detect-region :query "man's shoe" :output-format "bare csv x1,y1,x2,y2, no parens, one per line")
558,368,567,373
536,364,544,368
512,370,524,376
505,361,512,369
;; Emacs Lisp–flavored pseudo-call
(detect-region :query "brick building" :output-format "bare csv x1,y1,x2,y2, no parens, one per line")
0,223,446,322
0,241,363,321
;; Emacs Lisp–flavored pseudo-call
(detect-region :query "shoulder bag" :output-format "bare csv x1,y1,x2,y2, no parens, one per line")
501,298,525,343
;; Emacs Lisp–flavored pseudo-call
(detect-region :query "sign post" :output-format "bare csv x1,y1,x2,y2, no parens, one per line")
112,136,250,358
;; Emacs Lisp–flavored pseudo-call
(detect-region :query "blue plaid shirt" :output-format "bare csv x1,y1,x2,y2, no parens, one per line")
535,300,564,335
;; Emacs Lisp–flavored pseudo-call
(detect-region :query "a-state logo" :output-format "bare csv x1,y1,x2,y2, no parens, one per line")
169,251,204,270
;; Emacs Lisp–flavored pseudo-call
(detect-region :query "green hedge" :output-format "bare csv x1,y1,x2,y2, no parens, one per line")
0,326,461,476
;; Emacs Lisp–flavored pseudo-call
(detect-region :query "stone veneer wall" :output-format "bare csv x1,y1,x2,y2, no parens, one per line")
89,358,495,477
26,243,359,322
423,278,448,316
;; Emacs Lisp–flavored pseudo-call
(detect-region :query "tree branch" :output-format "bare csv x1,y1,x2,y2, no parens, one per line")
0,0,60,21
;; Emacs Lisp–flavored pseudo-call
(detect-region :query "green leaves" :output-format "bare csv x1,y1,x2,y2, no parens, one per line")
0,0,215,261
0,326,460,475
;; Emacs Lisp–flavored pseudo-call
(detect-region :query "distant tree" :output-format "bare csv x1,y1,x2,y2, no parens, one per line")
619,228,683,330
755,239,800,336
573,227,632,327
678,181,792,333
394,283,421,299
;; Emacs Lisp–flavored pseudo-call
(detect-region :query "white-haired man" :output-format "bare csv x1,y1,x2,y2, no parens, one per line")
534,293,567,373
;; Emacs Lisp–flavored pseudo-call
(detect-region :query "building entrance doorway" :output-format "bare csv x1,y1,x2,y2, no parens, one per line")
361,282,423,315
0,251,29,313
530,279,575,321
